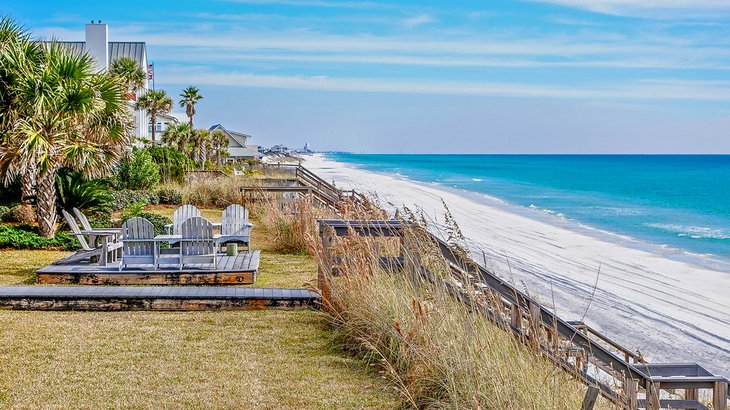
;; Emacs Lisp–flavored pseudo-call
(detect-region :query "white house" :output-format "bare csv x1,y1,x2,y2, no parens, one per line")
209,124,261,161
55,21,151,142
149,112,187,135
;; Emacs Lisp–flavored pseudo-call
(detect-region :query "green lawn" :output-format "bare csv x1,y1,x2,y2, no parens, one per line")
0,207,400,409
0,310,399,409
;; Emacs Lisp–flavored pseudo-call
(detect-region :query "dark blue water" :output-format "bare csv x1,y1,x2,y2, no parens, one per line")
331,154,730,258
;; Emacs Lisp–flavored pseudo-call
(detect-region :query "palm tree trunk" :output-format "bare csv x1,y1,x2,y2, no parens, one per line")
188,115,193,129
19,163,37,223
36,166,59,238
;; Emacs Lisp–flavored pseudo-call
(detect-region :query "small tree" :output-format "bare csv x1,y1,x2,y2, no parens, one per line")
117,148,161,190
109,57,146,98
136,89,172,144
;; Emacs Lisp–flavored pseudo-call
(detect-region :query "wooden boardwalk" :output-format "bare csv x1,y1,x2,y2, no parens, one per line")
0,285,319,311
36,251,260,285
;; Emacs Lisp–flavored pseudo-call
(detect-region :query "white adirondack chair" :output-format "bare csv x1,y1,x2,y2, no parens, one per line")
60,209,122,265
120,217,156,270
179,216,217,269
165,204,202,245
219,204,253,251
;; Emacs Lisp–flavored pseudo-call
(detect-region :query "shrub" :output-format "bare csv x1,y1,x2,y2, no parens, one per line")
148,146,194,183
120,199,148,221
6,204,35,223
0,205,11,222
157,186,182,205
110,190,159,211
55,170,113,218
117,148,161,190
0,225,78,251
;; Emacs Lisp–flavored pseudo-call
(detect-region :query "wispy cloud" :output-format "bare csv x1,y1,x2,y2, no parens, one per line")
402,13,435,28
528,0,730,18
220,0,388,9
161,66,730,102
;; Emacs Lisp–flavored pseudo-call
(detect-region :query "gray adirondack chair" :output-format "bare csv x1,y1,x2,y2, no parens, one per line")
73,207,122,257
219,204,253,251
165,205,202,245
59,209,122,265
120,217,156,270
179,216,217,269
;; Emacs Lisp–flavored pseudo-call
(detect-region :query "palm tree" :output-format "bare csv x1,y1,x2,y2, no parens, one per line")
211,129,229,166
109,57,146,97
0,17,42,222
0,41,132,237
179,86,203,128
191,129,210,165
162,123,192,153
136,89,172,144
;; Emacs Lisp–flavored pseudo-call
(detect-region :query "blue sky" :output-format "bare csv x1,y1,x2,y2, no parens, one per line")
5,0,730,153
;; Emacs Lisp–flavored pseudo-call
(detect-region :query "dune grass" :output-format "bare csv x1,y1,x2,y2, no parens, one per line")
0,310,400,409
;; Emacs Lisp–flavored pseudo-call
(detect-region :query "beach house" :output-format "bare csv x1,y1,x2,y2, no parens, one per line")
53,21,151,142
208,124,261,161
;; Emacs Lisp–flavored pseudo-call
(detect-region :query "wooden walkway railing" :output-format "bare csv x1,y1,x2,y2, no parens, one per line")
316,219,730,410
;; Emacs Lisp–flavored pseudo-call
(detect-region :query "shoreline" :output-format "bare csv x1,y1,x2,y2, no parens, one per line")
304,153,730,377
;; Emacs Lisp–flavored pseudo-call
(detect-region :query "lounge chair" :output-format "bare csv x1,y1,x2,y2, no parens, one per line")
59,209,122,265
119,217,156,270
165,204,202,245
219,204,253,251
73,207,122,257
179,216,217,270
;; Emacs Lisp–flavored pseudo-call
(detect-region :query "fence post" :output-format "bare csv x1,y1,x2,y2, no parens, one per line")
318,225,333,308
714,381,728,410
624,376,638,410
581,386,600,410
645,381,660,410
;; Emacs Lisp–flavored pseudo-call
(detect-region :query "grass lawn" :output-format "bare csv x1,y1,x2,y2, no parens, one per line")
0,310,400,409
0,249,71,285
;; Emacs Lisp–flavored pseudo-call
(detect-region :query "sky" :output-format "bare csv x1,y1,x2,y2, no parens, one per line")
4,0,730,153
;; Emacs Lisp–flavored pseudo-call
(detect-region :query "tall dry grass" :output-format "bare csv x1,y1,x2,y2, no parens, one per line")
308,204,616,410
254,195,334,254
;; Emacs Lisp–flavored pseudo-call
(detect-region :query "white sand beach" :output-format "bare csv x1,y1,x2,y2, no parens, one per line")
305,154,730,377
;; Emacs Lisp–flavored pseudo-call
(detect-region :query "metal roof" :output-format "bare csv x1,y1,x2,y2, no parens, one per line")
50,41,147,67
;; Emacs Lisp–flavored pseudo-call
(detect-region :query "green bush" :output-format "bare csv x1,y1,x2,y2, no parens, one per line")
110,190,159,211
0,205,11,222
117,148,161,190
148,146,194,183
56,170,113,218
157,187,182,205
0,225,78,251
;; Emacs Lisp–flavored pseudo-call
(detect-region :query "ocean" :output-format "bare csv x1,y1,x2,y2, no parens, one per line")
330,154,730,260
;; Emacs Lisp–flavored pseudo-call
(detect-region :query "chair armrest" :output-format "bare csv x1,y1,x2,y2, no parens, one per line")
164,224,172,234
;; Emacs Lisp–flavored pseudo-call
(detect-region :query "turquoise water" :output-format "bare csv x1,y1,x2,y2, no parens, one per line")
330,154,730,259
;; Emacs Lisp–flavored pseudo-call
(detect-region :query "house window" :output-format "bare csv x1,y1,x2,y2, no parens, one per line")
156,123,162,132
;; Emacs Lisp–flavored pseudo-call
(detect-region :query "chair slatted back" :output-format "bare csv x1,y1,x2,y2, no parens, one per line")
181,216,214,256
61,209,92,251
121,217,155,256
221,204,248,236
172,205,201,235
72,208,93,231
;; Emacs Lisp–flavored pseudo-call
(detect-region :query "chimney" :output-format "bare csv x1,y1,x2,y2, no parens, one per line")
85,21,108,72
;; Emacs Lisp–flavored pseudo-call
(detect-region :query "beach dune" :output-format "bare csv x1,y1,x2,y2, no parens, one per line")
306,154,730,377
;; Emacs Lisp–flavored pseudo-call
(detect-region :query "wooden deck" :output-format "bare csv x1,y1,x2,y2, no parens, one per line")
36,251,260,285
0,285,319,311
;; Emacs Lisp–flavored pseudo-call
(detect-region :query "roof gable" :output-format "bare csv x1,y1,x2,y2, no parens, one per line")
209,124,251,147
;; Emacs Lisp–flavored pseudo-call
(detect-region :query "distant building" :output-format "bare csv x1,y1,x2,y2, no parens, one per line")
52,21,152,142
302,143,313,153
209,124,261,161
150,112,186,136
268,144,290,155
